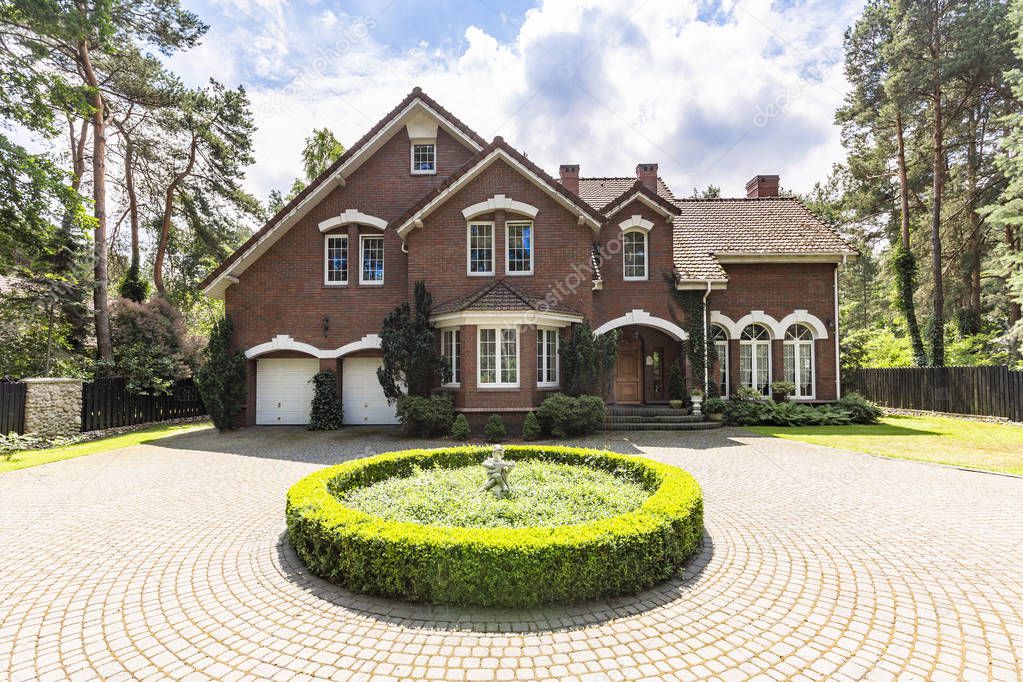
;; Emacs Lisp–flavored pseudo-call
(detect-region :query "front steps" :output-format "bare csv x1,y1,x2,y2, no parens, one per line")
605,405,723,431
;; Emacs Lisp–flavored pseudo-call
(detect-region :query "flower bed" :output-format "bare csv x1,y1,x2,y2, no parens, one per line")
286,446,703,608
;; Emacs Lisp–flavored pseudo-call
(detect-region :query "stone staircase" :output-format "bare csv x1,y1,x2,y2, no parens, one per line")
605,405,723,431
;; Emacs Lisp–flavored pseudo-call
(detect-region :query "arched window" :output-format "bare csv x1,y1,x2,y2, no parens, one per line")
622,230,648,280
784,324,815,399
739,324,771,395
711,325,728,397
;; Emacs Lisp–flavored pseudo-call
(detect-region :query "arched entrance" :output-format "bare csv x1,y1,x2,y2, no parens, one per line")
594,310,688,405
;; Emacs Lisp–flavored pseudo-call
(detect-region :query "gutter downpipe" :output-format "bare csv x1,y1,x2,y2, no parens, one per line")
835,256,846,400
703,280,712,392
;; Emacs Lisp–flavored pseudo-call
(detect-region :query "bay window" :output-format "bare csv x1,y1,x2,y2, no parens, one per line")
537,328,558,386
442,329,461,386
479,327,518,387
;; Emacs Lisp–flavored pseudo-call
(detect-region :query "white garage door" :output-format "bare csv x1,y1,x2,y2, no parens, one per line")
256,358,319,425
343,357,399,425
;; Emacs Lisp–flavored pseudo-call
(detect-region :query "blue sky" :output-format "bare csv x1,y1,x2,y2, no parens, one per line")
171,0,865,201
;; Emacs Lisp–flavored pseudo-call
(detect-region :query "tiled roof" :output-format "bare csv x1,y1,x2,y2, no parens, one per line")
599,179,680,218
671,197,857,281
578,177,677,210
433,279,581,316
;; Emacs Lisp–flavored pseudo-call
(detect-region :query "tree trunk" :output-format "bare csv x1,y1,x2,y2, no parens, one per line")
895,109,927,364
964,108,982,335
79,38,113,363
929,79,945,366
154,137,197,295
123,134,140,269
1010,225,1022,326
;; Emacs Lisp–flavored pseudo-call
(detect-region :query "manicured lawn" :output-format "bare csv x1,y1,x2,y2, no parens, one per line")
1,421,212,473
747,414,1023,475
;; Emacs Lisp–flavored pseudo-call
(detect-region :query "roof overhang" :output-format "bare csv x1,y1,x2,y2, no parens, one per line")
431,310,583,328
203,97,484,300
714,252,856,264
396,148,604,239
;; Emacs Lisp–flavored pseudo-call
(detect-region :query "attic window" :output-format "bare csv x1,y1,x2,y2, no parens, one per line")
411,142,436,174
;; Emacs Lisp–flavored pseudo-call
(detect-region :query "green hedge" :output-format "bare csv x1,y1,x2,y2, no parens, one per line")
286,446,703,607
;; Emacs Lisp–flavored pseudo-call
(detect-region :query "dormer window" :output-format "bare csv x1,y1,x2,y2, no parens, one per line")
411,142,436,174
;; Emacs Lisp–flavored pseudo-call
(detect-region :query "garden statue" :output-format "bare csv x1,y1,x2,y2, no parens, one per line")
482,445,515,498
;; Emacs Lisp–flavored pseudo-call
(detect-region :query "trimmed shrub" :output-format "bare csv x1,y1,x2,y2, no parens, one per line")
195,316,247,431
836,392,883,424
484,414,507,442
703,397,726,415
395,394,454,437
521,411,542,440
723,399,855,426
285,446,704,607
308,370,343,430
450,413,470,440
535,393,607,437
668,360,686,401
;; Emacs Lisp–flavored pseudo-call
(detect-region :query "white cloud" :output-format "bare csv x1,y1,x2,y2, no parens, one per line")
170,0,864,201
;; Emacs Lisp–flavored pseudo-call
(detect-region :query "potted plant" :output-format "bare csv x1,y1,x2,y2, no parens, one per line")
703,397,725,422
770,381,796,403
690,388,704,417
668,360,686,409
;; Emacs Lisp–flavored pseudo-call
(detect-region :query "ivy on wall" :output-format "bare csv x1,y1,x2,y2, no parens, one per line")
667,278,718,397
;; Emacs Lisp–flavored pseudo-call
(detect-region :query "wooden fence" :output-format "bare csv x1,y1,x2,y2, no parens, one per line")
854,366,1023,422
0,381,26,435
81,378,206,432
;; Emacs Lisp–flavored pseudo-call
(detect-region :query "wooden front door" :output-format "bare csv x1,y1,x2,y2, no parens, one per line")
614,341,643,404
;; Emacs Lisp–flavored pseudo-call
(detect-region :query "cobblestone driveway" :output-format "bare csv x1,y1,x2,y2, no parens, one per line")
1,426,1022,682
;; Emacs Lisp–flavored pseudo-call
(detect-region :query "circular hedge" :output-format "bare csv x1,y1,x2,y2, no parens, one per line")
285,446,703,608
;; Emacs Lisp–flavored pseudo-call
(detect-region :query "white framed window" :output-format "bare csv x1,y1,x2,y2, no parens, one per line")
537,327,559,386
711,325,728,397
467,222,494,275
623,229,648,280
442,329,461,386
506,221,533,275
784,324,815,399
324,234,348,285
411,142,436,174
739,324,772,396
360,234,384,285
478,327,518,387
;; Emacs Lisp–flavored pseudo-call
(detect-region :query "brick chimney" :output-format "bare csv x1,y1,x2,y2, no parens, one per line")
745,174,780,198
559,164,580,194
636,163,658,192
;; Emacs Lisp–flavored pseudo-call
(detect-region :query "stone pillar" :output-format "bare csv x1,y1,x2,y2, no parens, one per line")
22,378,83,437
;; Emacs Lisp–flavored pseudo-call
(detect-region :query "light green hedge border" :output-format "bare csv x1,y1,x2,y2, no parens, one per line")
286,446,703,608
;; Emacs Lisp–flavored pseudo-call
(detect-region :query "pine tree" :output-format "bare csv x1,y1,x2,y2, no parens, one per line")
195,316,247,431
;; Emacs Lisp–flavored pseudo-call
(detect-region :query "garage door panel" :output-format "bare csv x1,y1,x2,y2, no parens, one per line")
343,358,399,425
256,358,318,425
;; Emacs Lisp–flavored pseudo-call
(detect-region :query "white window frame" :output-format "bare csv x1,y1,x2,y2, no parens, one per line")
466,221,495,276
739,324,772,396
359,234,385,285
478,327,519,388
711,325,728,397
505,220,534,276
622,228,648,281
784,324,816,400
323,233,348,286
442,328,461,387
410,140,436,175
536,327,559,387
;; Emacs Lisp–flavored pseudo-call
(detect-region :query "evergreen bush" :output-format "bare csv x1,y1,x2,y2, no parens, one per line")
396,394,454,437
668,360,686,401
195,316,247,431
450,413,470,440
521,411,541,440
308,370,343,430
484,414,507,442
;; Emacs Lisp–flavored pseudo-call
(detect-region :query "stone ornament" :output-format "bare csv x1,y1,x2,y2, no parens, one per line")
482,445,515,498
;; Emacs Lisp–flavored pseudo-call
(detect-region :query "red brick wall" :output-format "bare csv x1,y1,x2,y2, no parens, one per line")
708,262,839,401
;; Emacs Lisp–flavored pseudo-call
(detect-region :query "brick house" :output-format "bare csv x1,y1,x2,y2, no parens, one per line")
201,88,856,427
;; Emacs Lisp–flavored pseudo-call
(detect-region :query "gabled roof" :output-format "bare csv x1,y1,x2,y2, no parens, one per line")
432,279,581,317
394,138,606,238
600,179,681,220
201,87,486,299
578,176,677,210
671,196,857,282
